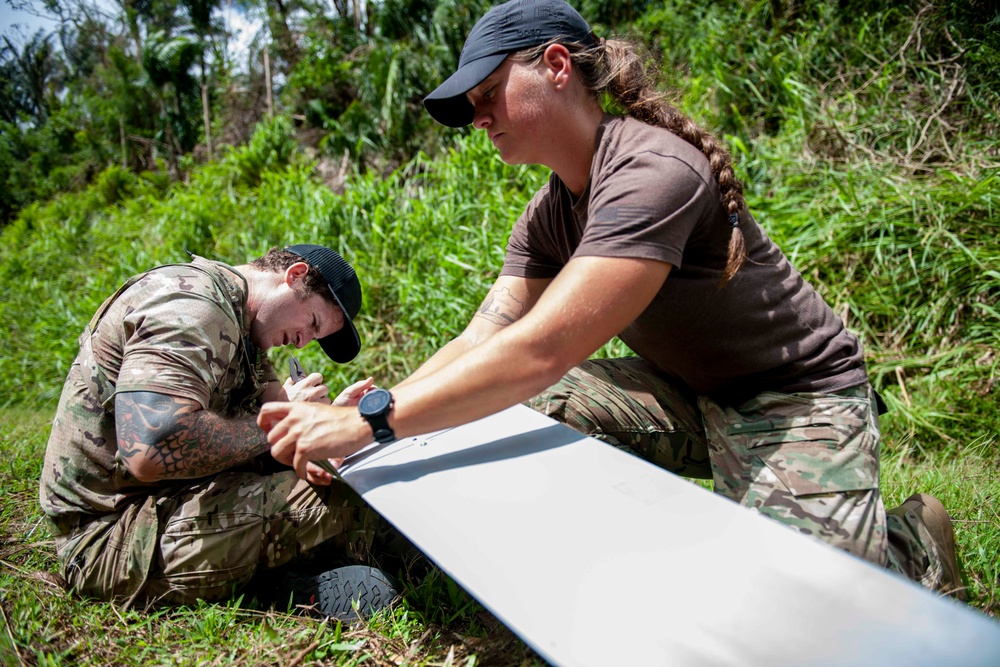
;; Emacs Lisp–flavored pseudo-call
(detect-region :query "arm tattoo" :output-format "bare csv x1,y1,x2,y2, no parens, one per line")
475,286,526,327
116,391,270,480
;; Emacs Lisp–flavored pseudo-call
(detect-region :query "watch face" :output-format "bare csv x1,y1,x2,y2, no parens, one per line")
360,389,392,415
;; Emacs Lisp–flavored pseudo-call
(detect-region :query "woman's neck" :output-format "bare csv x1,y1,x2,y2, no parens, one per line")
547,103,604,197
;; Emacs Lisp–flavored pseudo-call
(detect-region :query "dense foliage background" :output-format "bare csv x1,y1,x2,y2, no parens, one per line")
1,0,998,664
2,0,997,442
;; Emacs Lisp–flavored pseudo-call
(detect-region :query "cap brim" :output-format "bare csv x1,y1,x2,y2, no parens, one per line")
319,324,360,363
318,292,361,363
423,52,508,127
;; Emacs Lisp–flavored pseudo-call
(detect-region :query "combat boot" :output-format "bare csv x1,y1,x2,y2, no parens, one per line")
898,493,966,601
270,565,402,621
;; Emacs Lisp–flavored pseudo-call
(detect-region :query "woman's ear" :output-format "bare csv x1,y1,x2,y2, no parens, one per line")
542,43,573,89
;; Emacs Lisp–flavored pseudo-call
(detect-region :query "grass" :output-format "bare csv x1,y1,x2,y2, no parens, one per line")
878,430,1000,616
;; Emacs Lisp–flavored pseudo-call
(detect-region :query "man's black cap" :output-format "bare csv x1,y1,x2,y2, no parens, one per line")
285,244,362,363
423,0,596,128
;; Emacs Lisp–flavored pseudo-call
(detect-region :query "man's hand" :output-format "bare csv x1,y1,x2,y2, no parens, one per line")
282,360,372,483
258,402,369,485
281,372,332,404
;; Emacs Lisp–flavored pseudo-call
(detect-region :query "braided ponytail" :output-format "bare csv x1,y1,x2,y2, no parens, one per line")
513,38,748,285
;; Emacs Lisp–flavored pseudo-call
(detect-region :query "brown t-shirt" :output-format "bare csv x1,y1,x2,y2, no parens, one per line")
501,115,866,402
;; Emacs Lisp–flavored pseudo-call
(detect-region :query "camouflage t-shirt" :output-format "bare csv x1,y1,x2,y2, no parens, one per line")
39,257,278,530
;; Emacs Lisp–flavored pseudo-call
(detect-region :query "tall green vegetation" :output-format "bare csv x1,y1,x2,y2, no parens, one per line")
0,116,545,403
0,0,492,225
631,0,999,442
283,0,494,167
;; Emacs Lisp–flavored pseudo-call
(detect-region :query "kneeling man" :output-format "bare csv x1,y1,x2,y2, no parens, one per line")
40,245,409,617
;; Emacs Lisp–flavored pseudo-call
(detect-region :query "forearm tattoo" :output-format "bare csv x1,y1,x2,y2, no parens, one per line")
116,391,270,480
476,286,526,326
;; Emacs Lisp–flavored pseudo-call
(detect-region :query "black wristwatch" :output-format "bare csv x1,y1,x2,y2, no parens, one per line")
358,388,396,444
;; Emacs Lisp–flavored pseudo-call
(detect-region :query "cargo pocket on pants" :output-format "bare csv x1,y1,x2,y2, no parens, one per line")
150,510,262,605
735,410,884,560
734,412,879,499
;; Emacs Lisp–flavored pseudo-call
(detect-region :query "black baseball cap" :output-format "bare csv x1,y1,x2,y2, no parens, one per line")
285,244,362,363
423,0,596,128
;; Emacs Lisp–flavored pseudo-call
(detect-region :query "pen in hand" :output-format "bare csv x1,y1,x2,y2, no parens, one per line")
288,356,341,478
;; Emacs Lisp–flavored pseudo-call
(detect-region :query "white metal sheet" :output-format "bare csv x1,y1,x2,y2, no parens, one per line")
339,404,1000,666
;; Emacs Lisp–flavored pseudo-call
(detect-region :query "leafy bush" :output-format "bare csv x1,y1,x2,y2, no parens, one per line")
284,0,491,168
229,115,301,187
95,165,137,206
639,0,996,168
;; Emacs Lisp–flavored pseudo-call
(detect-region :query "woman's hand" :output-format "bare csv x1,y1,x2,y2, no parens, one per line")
332,376,375,407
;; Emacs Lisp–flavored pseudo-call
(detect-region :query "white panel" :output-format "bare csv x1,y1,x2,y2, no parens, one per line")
340,405,1000,667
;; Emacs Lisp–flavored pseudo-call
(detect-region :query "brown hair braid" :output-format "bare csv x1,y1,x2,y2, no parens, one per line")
512,39,748,285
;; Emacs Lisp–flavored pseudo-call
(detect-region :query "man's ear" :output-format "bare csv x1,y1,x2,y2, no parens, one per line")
284,261,310,287
542,43,573,90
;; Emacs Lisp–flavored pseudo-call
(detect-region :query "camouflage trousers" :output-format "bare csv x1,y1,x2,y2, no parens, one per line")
526,358,947,593
55,469,405,608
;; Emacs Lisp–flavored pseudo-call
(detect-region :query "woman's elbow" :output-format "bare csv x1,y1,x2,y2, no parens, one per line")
526,351,578,395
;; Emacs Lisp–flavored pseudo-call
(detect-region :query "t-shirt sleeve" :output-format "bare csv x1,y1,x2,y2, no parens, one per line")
502,151,718,277
113,285,241,409
501,180,564,279
577,151,716,269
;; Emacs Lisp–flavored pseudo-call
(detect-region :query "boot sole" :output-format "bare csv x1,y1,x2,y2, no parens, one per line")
294,565,401,621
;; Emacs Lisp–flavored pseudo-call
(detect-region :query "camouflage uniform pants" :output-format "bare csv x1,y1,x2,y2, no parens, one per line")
526,358,946,592
56,470,403,607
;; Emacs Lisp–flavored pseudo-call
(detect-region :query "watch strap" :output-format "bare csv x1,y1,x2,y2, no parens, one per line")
368,415,395,444
360,389,396,444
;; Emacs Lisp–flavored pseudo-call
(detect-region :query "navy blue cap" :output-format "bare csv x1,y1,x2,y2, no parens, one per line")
423,0,595,127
